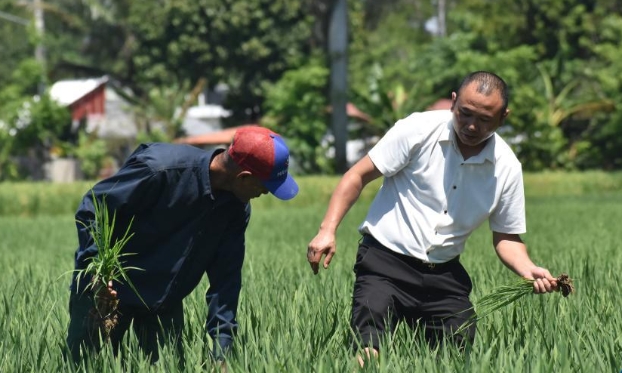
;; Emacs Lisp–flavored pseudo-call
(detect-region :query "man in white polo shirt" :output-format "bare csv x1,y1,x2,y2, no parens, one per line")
307,71,558,363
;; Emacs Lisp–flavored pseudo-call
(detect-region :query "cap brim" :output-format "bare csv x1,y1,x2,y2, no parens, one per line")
262,174,298,200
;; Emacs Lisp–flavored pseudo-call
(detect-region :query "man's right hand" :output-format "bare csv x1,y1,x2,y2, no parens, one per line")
307,231,337,275
94,280,118,311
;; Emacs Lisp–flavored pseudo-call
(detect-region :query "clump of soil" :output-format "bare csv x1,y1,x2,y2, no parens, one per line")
89,280,120,340
556,273,575,297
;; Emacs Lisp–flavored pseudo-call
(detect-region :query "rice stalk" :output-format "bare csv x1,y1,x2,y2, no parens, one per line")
74,191,145,340
472,277,534,322
455,274,575,335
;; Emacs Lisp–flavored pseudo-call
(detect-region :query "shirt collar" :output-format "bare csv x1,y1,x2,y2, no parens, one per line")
201,148,225,198
201,148,248,207
440,118,497,164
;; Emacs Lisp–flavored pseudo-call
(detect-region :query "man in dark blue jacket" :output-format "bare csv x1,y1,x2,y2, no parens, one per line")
66,126,298,366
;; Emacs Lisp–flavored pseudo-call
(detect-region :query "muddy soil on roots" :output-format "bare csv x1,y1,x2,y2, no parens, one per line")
89,282,120,341
557,273,575,297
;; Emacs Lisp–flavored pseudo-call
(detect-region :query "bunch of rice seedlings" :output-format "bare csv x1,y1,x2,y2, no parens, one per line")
456,274,575,334
75,192,144,340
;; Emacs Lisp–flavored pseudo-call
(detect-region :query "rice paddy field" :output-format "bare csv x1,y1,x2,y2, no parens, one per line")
1,172,621,372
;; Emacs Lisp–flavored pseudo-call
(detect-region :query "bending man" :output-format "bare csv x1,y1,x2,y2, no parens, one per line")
67,126,298,366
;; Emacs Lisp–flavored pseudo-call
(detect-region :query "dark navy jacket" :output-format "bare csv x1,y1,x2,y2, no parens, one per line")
71,143,250,355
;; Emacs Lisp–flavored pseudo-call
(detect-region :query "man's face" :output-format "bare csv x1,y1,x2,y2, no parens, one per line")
451,82,509,148
232,172,269,202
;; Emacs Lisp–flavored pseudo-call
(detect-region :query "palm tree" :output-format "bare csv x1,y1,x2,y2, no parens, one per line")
535,63,615,161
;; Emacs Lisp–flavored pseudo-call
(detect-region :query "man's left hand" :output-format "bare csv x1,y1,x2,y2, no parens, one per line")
526,267,558,294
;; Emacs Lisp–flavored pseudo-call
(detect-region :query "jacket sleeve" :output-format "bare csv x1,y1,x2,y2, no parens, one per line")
73,146,163,276
204,204,250,360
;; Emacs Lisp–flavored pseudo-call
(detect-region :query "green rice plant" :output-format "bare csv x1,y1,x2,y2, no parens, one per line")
457,274,575,335
472,278,536,323
74,191,144,339
2,181,621,372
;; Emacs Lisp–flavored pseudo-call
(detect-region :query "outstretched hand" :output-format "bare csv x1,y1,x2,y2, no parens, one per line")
307,231,337,275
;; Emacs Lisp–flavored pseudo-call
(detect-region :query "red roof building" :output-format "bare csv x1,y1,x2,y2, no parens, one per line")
50,76,108,123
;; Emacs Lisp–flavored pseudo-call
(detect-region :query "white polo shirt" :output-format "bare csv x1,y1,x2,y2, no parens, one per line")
359,110,526,263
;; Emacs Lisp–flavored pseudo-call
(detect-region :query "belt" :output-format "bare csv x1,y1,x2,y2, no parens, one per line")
360,234,459,270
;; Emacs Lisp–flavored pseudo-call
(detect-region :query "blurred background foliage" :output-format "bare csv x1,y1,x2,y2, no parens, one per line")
1,0,622,179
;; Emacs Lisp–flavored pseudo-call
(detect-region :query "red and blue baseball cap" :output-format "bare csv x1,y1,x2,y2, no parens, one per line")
228,126,299,200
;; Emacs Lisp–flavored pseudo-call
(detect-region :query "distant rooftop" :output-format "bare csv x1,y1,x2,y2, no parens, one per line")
186,104,231,119
49,76,109,106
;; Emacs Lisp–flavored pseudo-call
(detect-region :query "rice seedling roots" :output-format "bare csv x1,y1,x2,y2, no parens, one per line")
89,280,120,340
556,273,575,297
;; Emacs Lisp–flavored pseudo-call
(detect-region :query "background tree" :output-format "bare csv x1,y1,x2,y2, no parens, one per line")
3,0,622,177
262,59,332,174
0,0,31,88
125,0,317,124
576,7,622,169
0,58,68,180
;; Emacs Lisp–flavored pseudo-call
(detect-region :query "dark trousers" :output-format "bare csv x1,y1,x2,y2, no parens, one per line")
351,235,476,351
66,291,185,366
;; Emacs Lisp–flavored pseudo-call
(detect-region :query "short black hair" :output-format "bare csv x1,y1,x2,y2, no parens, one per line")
457,71,509,112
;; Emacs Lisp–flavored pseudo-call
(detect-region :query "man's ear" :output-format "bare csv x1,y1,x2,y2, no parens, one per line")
502,109,511,119
450,92,457,110
236,170,253,180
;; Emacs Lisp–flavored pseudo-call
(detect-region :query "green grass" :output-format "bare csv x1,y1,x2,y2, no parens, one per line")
2,170,622,216
1,175,622,372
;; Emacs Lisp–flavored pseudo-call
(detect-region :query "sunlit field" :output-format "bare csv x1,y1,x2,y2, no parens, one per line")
1,173,621,372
